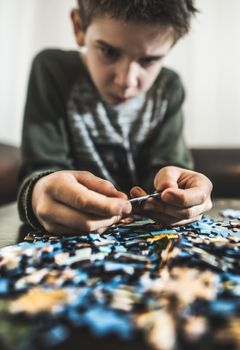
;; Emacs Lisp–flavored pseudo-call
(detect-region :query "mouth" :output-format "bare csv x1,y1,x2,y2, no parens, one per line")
110,94,133,104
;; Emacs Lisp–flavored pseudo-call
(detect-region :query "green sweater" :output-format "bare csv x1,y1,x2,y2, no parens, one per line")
18,49,193,230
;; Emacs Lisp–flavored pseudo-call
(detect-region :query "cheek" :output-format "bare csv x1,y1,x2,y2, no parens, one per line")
142,65,163,90
92,67,111,88
87,58,108,87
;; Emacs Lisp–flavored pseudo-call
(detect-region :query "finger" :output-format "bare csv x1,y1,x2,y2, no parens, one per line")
143,197,212,220
48,173,131,216
154,166,180,192
39,222,85,236
161,187,211,208
39,221,116,236
73,171,127,199
140,209,202,227
38,199,122,235
130,186,147,198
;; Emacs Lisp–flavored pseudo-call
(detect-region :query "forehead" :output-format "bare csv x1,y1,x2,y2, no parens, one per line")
85,16,175,55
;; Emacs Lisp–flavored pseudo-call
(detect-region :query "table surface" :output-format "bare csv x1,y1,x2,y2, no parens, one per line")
1,199,240,248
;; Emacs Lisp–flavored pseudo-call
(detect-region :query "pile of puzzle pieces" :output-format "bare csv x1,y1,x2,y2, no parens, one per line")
0,210,240,350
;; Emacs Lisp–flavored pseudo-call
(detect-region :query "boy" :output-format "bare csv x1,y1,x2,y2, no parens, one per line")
18,0,212,235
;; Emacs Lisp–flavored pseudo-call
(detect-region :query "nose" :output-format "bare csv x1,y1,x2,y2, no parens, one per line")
113,60,140,91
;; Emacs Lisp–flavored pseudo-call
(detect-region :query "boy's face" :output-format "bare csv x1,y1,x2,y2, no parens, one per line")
72,12,175,105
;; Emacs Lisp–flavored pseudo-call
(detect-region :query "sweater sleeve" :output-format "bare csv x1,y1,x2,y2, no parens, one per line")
18,50,78,229
137,71,193,193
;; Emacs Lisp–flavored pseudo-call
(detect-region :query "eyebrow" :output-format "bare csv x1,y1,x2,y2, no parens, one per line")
96,40,120,51
95,39,165,60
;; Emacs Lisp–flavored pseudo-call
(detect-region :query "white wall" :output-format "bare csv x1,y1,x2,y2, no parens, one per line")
0,0,76,146
166,0,240,147
0,0,240,147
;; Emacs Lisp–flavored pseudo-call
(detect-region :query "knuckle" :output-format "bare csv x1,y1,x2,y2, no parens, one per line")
100,178,114,187
43,222,55,233
183,208,193,219
199,190,207,204
99,178,117,193
108,201,122,216
81,171,93,179
178,192,188,207
36,204,49,222
100,199,122,217
74,193,87,210
44,174,62,196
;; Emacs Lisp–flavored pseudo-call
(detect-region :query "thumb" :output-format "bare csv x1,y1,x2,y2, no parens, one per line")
154,166,180,192
72,171,127,199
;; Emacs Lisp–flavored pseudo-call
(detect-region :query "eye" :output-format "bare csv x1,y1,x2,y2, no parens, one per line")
139,56,162,68
99,45,119,60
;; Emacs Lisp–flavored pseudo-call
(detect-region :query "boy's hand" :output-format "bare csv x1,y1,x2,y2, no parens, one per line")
130,166,212,226
32,171,132,235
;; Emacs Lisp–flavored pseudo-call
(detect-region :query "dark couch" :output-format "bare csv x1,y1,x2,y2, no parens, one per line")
0,144,239,206
0,143,21,206
191,148,240,198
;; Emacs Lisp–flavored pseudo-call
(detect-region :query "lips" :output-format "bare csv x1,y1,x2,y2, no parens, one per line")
111,94,133,103
116,96,129,102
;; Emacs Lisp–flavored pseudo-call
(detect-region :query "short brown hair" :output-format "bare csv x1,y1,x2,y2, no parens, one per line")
77,0,198,39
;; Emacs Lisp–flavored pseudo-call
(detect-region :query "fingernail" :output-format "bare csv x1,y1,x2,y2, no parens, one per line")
133,186,144,196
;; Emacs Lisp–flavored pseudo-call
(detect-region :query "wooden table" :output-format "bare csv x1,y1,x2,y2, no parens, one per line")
0,202,20,247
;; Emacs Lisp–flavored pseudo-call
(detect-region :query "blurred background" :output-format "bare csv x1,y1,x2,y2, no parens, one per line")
0,0,240,147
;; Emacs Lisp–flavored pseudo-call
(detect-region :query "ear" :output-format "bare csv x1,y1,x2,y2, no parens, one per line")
70,9,85,47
